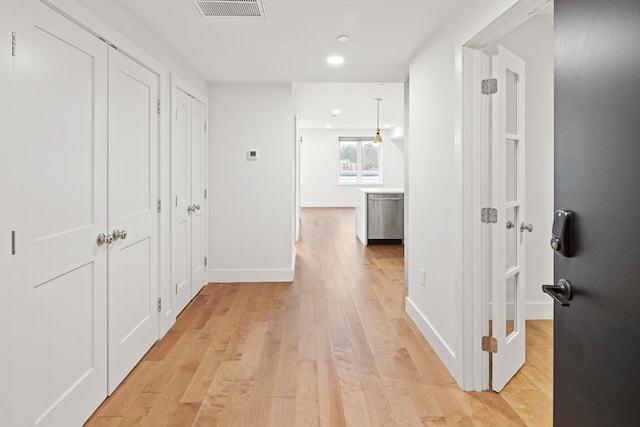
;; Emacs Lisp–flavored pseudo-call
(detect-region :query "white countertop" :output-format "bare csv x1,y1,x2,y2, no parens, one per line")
356,187,404,194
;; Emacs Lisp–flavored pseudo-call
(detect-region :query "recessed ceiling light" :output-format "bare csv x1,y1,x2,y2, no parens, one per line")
336,35,350,42
327,56,344,65
326,124,332,128
332,109,341,115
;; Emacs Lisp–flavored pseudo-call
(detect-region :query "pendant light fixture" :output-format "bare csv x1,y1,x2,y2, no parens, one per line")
373,98,383,143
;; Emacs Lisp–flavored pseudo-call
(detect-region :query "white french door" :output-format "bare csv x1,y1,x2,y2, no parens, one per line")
490,45,527,392
0,2,108,425
107,48,159,393
172,88,208,315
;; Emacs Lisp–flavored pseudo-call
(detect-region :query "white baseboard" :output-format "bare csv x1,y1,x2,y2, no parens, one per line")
526,302,554,320
405,297,457,379
208,249,297,283
209,268,294,283
301,202,355,208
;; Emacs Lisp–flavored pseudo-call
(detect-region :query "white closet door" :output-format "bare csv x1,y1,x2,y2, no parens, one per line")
107,48,159,393
172,89,193,314
0,2,108,425
190,98,208,291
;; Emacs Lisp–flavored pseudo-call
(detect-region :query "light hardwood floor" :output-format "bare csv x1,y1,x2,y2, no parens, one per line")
85,207,552,426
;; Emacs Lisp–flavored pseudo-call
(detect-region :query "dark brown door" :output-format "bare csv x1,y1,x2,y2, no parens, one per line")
554,0,640,425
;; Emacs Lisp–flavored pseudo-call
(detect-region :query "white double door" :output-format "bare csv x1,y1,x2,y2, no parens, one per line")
172,89,208,314
0,1,158,425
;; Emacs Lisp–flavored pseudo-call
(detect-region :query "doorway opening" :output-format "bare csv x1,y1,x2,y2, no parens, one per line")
459,0,554,396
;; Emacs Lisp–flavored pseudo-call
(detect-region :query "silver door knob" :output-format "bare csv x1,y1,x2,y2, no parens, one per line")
506,221,514,229
106,234,114,244
120,229,127,240
194,204,200,211
97,233,107,246
187,205,194,213
520,222,533,232
112,229,121,240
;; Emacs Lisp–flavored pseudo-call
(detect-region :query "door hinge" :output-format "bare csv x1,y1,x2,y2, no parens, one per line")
481,207,498,224
204,121,207,132
11,32,16,56
157,100,161,115
482,336,498,353
204,256,207,267
157,297,162,312
157,199,161,213
204,189,207,199
11,230,15,255
481,78,498,95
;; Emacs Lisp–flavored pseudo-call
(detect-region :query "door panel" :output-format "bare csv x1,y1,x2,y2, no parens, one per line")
172,91,208,315
107,48,159,393
0,2,108,425
172,89,192,314
554,0,640,424
491,45,526,392
191,99,207,290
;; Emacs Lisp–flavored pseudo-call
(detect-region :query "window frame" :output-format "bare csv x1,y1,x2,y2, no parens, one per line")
338,136,383,186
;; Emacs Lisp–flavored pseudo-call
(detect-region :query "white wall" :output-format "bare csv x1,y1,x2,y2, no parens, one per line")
497,15,554,319
68,0,207,94
406,24,459,370
209,83,296,282
300,129,404,207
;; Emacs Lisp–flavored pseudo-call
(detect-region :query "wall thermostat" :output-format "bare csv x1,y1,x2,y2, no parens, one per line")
247,149,259,160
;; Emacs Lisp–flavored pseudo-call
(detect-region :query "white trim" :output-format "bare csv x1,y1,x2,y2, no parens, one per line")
406,297,456,372
457,46,490,392
172,74,208,105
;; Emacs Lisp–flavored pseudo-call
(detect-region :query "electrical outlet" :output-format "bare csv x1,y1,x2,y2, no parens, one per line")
420,268,426,287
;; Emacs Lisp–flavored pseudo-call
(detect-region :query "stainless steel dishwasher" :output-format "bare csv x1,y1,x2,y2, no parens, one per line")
367,193,404,240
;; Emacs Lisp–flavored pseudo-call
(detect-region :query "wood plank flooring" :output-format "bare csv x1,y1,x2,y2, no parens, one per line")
85,207,552,426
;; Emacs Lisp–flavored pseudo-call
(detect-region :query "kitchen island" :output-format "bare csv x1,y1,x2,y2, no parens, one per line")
355,188,404,245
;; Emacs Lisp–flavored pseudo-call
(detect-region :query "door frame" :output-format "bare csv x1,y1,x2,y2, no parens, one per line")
453,0,548,391
170,73,210,307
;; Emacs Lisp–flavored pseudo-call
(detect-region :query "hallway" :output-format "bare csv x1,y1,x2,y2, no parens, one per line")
85,208,551,426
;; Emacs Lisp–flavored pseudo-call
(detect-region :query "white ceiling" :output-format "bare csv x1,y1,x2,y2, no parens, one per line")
93,0,465,83
295,83,404,130
75,0,491,130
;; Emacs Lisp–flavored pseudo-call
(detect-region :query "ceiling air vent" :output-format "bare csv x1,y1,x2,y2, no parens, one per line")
191,0,265,19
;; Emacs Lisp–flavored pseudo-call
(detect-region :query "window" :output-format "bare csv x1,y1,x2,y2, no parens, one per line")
339,137,382,185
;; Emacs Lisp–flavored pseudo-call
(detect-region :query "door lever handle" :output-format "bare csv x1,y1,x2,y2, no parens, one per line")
520,222,533,232
542,279,572,306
